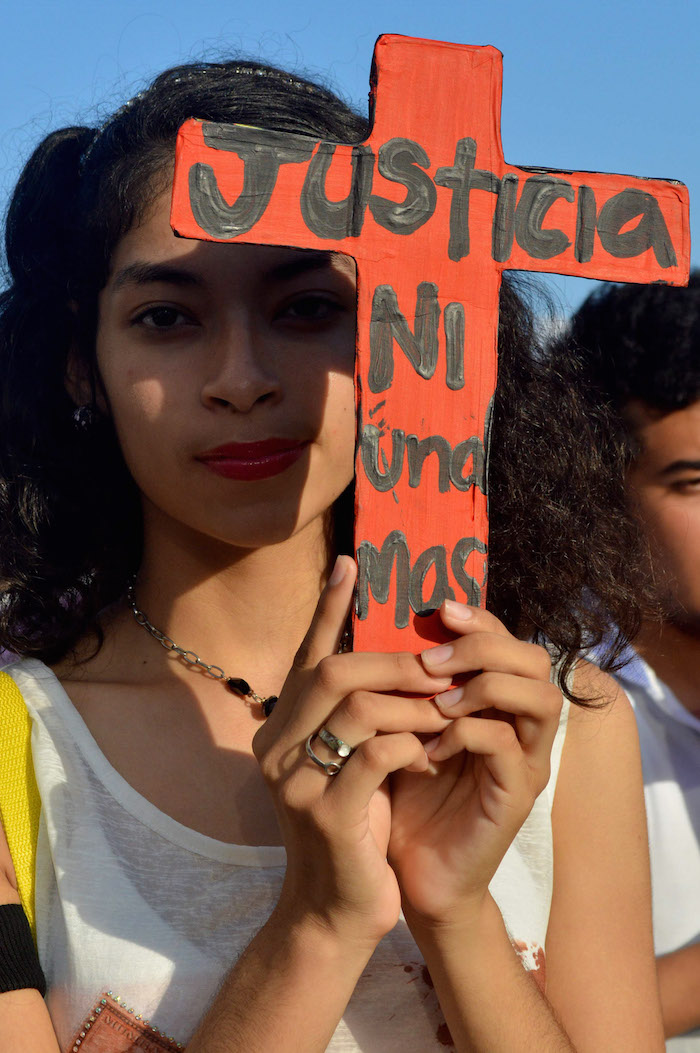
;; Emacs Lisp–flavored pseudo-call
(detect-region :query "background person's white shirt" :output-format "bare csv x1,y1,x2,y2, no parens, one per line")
604,644,700,1053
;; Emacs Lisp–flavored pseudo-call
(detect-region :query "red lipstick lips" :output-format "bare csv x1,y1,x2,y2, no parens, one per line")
196,438,309,481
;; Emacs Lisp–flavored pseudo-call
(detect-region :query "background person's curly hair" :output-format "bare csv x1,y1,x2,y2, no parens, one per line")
559,272,700,418
0,57,660,702
487,277,661,698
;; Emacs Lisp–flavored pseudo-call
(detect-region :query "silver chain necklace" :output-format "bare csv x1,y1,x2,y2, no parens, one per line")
127,583,279,716
127,583,351,718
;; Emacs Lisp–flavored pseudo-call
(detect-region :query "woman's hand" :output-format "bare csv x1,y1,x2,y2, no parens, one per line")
388,600,562,930
252,556,453,951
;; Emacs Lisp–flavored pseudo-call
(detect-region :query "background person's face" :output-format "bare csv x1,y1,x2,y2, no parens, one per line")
626,399,700,631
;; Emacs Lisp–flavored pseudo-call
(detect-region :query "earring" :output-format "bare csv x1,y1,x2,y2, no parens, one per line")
72,404,97,431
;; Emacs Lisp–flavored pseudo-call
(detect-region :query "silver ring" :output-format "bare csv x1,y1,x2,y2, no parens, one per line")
317,727,355,759
305,734,343,776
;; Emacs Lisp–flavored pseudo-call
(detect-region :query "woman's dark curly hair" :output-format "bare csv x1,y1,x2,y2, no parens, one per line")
0,57,652,701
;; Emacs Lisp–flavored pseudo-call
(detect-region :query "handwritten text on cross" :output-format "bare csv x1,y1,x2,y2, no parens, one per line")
171,35,690,653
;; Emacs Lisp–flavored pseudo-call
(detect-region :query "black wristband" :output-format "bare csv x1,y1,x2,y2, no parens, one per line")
0,903,46,997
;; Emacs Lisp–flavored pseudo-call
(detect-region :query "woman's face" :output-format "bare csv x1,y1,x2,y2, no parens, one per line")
95,188,357,553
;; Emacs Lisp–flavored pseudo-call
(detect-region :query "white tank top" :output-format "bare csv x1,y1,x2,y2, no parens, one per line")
7,658,569,1052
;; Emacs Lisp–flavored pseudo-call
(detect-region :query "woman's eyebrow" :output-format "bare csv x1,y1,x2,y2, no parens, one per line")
110,252,343,291
266,251,342,282
660,458,700,475
111,261,203,290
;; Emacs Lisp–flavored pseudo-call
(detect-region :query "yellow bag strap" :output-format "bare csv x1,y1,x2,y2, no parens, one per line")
0,670,40,943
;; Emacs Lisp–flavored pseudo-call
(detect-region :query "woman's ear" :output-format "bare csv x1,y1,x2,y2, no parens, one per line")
65,352,110,416
64,347,93,408
64,302,109,413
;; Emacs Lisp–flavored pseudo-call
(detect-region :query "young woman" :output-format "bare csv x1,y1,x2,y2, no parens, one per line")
0,59,663,1051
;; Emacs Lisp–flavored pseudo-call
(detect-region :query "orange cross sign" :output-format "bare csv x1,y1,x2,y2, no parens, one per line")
171,34,690,653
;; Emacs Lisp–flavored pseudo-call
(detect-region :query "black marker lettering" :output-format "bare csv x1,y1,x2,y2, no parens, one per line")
492,173,518,263
358,532,483,629
574,185,597,264
406,434,452,492
189,124,314,238
444,302,465,390
361,424,406,492
362,427,487,495
356,530,411,628
435,138,500,262
450,437,486,493
451,536,488,606
368,282,440,393
300,143,374,239
597,188,677,268
369,137,437,235
515,174,574,260
201,123,315,155
409,546,455,613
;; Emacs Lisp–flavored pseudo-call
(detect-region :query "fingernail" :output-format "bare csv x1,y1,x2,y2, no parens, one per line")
422,643,453,667
430,678,453,691
328,557,345,586
422,735,442,755
443,600,473,620
435,685,463,709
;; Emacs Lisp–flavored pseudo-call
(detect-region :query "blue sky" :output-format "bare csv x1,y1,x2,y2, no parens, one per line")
1,0,696,314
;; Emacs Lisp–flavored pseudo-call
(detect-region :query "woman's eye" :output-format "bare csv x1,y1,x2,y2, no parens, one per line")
281,295,343,323
673,478,700,493
135,306,191,330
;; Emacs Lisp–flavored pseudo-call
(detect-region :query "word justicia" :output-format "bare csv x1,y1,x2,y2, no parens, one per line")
186,125,678,268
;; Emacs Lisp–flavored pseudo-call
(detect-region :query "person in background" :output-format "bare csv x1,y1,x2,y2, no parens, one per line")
553,274,700,1051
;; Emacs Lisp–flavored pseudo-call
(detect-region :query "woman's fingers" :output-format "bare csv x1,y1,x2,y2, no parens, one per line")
421,613,552,683
296,654,450,737
324,733,431,818
317,691,451,748
271,594,558,804
299,691,452,780
425,701,559,798
274,557,451,734
285,554,357,679
282,653,451,742
425,715,528,786
433,673,562,750
417,604,560,774
440,599,513,639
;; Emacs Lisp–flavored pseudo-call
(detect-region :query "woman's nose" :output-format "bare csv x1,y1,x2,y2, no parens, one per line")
200,319,282,413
